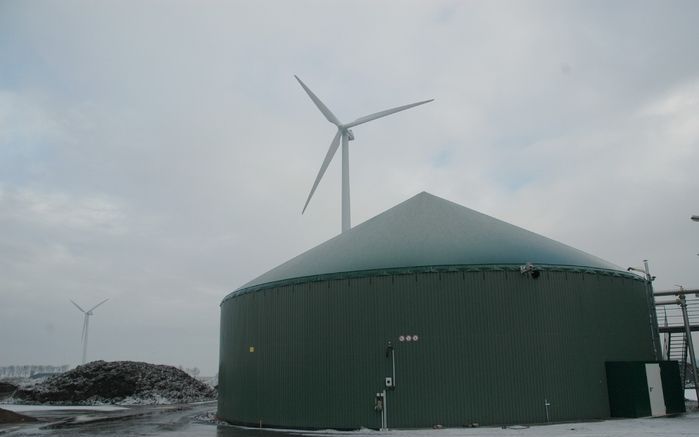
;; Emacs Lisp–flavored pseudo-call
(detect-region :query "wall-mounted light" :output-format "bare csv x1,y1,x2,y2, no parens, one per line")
520,262,540,279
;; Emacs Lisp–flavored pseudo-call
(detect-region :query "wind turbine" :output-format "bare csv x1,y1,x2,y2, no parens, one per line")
295,76,433,233
70,298,109,364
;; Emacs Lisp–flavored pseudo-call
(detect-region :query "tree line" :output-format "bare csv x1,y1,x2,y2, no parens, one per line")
0,365,70,377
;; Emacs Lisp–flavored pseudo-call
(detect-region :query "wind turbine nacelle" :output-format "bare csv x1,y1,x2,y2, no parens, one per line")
347,129,355,141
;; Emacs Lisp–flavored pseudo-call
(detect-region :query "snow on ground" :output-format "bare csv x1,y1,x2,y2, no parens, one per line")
293,411,699,437
685,389,698,402
1,403,698,437
1,404,127,412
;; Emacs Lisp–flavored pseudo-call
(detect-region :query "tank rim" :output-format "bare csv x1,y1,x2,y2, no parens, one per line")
221,263,644,305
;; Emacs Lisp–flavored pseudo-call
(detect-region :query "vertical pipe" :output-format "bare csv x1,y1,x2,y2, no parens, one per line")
382,390,387,430
643,260,661,360
384,341,394,430
662,307,669,360
392,348,396,388
341,132,350,233
679,295,699,403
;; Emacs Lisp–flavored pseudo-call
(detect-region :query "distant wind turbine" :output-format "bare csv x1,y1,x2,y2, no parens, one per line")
295,76,433,233
70,298,109,364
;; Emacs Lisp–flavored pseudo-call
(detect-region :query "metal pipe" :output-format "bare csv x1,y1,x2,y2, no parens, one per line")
382,389,387,430
638,260,661,360
654,289,699,297
391,348,396,388
655,300,681,306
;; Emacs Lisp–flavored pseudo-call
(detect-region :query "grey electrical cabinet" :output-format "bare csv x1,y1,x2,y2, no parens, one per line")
606,361,685,418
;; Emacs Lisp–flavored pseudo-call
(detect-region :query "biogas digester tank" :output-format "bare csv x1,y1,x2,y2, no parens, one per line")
218,192,656,429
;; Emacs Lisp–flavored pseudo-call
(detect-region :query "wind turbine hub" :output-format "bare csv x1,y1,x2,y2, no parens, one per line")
294,75,433,233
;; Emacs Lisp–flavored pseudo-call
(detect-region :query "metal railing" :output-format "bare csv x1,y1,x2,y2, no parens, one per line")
654,288,699,398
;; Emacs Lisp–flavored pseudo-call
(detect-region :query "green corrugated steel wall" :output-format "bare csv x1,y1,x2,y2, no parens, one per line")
219,270,654,429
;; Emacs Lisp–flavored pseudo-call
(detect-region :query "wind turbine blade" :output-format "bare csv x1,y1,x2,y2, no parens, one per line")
344,99,434,128
71,300,86,313
87,298,109,313
302,130,342,214
295,75,342,126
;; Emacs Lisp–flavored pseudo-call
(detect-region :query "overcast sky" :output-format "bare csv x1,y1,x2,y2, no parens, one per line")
1,1,698,375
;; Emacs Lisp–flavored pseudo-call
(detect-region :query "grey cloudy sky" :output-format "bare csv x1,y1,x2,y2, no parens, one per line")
1,1,698,375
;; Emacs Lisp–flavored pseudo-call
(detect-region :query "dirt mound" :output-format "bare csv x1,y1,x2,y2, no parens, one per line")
0,407,37,424
0,382,17,400
13,361,216,405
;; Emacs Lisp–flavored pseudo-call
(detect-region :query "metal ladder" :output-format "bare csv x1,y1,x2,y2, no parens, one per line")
666,331,689,386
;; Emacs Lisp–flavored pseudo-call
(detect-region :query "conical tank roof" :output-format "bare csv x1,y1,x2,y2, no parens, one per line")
238,192,620,291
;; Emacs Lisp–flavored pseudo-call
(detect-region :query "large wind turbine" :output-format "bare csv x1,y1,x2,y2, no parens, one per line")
70,298,109,364
295,76,433,233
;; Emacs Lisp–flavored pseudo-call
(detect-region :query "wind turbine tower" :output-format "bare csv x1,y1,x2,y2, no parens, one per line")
70,298,109,364
295,76,433,233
